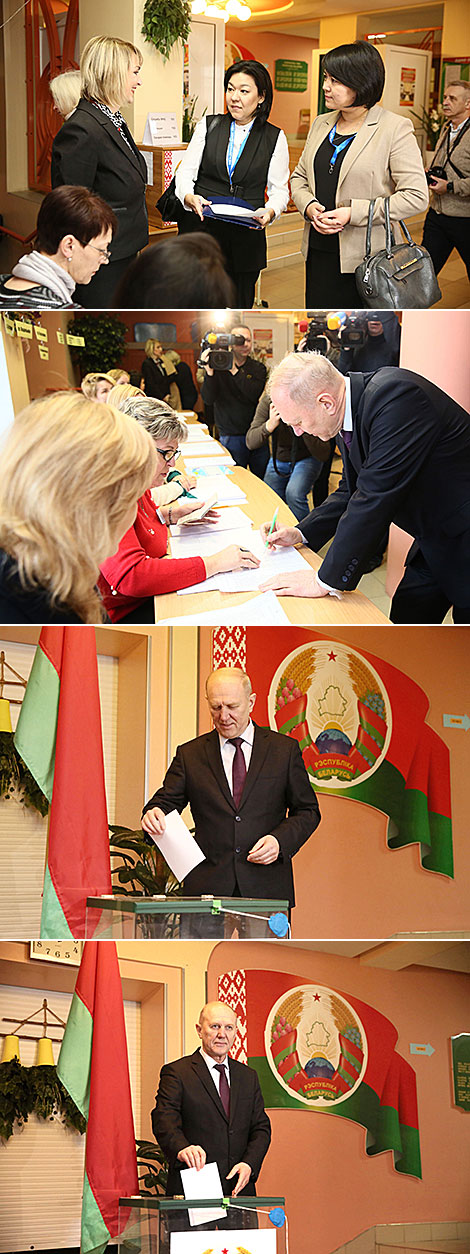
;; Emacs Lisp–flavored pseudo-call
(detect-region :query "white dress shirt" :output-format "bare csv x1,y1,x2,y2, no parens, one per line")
200,1047,231,1096
218,718,254,792
175,116,290,218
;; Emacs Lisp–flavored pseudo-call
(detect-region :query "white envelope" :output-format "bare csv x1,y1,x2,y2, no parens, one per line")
180,1161,225,1227
149,810,205,882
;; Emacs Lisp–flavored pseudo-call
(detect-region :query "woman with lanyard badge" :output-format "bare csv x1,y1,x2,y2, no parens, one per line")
175,60,289,307
291,41,428,306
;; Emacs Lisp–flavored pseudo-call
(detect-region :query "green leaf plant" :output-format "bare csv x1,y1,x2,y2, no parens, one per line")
141,0,191,60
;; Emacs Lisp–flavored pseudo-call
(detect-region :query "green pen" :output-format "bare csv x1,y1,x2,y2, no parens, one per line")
265,506,279,547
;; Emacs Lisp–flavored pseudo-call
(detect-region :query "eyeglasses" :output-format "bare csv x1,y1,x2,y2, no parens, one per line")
156,447,178,463
87,243,111,261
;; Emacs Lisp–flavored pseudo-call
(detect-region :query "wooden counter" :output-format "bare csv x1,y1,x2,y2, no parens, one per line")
155,462,390,626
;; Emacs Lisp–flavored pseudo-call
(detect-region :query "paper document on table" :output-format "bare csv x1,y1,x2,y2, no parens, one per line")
180,1162,225,1226
220,531,309,592
182,442,229,458
181,423,209,438
158,590,291,625
191,476,247,503
184,460,234,476
170,506,252,537
148,809,205,882
172,526,253,560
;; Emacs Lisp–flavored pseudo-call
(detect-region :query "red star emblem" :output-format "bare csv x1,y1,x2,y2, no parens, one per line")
313,993,320,1001
327,651,337,661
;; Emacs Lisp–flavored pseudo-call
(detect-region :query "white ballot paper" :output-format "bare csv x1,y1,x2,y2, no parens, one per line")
159,590,291,625
176,530,309,594
180,1161,225,1226
170,1231,277,1254
149,809,205,882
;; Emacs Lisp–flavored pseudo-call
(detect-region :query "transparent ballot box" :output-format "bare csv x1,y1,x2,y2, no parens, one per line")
85,896,290,939
117,1195,288,1254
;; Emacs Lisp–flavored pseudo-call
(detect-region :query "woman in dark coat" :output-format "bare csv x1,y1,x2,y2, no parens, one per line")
51,35,148,307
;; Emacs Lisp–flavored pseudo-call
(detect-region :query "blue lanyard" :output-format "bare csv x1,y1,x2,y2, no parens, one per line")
328,123,354,172
226,119,253,185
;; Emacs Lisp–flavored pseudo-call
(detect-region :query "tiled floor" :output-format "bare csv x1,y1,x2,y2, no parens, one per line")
260,212,469,310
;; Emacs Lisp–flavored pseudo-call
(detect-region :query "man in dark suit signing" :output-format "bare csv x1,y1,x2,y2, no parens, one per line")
259,351,470,623
152,1000,271,1206
142,667,320,907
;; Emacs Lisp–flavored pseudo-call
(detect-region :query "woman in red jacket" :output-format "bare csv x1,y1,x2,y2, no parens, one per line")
99,395,259,622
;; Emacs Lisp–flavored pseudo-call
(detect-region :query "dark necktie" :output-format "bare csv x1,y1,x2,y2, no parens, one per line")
215,1063,230,1117
227,737,247,809
341,426,353,449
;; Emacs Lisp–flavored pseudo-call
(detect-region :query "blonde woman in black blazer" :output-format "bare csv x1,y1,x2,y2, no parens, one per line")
52,36,148,307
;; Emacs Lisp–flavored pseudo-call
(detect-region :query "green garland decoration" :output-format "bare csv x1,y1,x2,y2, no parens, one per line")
0,1059,86,1142
141,0,191,61
66,313,128,377
0,731,49,817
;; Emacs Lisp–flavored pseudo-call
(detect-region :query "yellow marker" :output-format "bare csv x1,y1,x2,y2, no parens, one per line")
265,506,279,548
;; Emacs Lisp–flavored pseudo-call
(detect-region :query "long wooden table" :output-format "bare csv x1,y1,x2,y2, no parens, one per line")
155,461,390,625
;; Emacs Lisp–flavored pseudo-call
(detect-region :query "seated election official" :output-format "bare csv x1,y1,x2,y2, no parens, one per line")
142,667,320,910
0,185,116,310
152,999,271,1229
175,60,289,308
98,396,259,623
258,352,470,624
0,393,156,624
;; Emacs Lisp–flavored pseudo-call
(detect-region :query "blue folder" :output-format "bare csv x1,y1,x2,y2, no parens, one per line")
202,194,263,229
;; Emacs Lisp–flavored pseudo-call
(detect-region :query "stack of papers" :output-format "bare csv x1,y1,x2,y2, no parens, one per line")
189,476,247,504
159,590,291,626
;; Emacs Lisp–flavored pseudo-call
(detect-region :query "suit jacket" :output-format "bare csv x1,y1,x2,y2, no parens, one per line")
51,99,148,261
143,723,320,904
300,368,470,602
152,1049,271,1197
291,105,428,271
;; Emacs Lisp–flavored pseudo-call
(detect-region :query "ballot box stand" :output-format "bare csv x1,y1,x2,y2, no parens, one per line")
117,1195,288,1254
85,896,290,940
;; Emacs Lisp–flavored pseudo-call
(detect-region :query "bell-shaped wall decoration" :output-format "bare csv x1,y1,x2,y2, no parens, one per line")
35,1037,55,1066
2,1034,20,1062
0,696,13,733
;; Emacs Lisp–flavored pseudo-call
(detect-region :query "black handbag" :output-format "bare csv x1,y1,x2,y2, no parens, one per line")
355,197,441,309
156,175,180,222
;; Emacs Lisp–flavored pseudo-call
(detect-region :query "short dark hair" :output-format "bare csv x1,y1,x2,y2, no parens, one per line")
224,60,273,124
36,185,117,254
115,234,235,308
323,41,385,109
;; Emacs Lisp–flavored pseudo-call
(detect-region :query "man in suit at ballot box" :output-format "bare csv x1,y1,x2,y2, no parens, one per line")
141,667,320,919
152,1000,271,1233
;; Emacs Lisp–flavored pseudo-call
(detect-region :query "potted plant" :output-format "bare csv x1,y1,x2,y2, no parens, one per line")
409,104,444,164
142,0,191,60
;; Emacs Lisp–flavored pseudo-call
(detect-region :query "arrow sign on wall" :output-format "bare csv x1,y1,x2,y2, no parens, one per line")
410,1042,435,1056
443,714,470,730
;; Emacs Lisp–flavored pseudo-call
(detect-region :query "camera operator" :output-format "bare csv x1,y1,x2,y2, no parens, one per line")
246,390,331,520
338,312,401,374
422,81,470,281
200,325,268,478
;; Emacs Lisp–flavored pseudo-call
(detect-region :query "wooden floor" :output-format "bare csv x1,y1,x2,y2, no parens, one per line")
259,211,470,310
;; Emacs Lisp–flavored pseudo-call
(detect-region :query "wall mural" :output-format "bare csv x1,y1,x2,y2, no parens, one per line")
218,967,422,1179
211,628,453,877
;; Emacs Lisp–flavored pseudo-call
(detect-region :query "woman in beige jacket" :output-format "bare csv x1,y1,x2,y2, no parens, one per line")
291,41,429,305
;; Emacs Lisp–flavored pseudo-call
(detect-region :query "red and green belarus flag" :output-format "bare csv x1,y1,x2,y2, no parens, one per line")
57,941,138,1254
239,628,453,877
14,626,112,938
219,968,421,1180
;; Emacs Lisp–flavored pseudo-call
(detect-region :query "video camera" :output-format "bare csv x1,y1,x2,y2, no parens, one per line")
198,330,246,371
425,164,447,185
298,311,369,352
